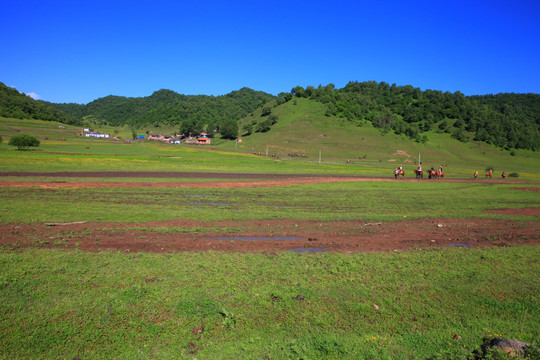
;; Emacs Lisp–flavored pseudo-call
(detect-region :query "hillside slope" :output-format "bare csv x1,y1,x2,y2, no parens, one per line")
281,82,540,151
229,97,539,171
0,82,79,125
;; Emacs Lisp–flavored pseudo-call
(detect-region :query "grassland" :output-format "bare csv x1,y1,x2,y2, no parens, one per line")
1,116,539,359
1,181,539,224
0,247,538,359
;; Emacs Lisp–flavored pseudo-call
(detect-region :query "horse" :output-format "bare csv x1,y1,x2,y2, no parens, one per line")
485,172,492,179
414,169,423,179
474,171,479,179
394,169,405,179
428,170,444,179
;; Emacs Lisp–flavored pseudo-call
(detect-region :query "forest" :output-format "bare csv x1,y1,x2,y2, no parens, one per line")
50,88,275,139
0,82,80,125
282,81,540,151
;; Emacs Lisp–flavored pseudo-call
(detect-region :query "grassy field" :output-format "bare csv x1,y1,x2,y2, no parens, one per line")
1,181,539,224
0,247,538,359
1,116,539,359
2,115,540,180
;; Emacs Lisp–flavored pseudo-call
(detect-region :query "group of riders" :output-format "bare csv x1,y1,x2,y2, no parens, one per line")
395,165,506,179
394,164,444,178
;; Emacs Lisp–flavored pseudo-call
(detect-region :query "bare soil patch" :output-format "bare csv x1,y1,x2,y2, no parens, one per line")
485,207,540,217
1,218,538,253
1,172,538,253
0,171,517,189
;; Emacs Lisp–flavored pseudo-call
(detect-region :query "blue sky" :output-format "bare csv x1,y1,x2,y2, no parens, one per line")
1,0,539,104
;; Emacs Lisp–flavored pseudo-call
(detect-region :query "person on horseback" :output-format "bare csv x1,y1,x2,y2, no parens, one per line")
418,164,422,173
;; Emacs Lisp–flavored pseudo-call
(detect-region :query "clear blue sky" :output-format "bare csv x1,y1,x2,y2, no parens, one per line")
1,0,539,104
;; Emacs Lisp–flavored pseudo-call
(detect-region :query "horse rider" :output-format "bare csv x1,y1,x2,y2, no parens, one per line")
439,165,443,175
502,171,506,178
398,165,403,174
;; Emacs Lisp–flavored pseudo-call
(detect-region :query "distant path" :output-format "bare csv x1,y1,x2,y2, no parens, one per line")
0,171,528,188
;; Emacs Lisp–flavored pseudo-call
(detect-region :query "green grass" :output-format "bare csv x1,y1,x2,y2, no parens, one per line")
0,247,538,359
1,182,538,224
1,115,539,359
2,114,540,180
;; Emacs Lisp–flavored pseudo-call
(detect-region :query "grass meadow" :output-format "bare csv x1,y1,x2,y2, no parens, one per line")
1,247,538,359
1,116,539,359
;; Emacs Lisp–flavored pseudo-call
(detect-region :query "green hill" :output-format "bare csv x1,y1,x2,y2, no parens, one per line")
275,82,539,151
51,87,276,134
227,97,540,173
0,82,80,125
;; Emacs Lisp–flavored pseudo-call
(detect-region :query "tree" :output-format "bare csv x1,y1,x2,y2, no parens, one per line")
261,106,272,116
219,118,238,139
256,119,273,133
8,134,40,150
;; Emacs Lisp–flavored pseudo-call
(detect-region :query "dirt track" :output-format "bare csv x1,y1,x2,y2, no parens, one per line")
0,171,519,189
1,172,539,253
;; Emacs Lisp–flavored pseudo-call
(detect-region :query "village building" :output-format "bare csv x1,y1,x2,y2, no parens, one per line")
148,133,174,142
83,129,110,138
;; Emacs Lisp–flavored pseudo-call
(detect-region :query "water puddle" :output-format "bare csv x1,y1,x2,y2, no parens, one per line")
211,236,302,241
288,247,329,253
191,201,230,206
450,243,474,247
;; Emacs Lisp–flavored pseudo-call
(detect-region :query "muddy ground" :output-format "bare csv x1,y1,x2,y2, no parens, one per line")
1,172,539,253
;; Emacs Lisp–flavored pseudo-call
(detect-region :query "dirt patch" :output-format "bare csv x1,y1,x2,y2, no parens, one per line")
1,172,538,253
485,207,540,217
512,187,540,192
0,171,519,189
1,218,538,253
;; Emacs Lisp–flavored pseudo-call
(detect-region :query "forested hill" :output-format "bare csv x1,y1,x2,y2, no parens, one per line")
52,87,276,132
283,81,540,151
0,82,80,125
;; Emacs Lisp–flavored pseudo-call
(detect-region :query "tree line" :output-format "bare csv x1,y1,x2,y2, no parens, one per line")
280,81,540,151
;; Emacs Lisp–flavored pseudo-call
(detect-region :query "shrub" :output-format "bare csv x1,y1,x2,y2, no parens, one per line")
8,134,40,150
508,172,519,178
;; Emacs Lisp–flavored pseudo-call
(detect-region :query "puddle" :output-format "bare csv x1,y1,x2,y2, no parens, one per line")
450,243,474,247
288,247,329,253
211,236,302,241
191,201,230,206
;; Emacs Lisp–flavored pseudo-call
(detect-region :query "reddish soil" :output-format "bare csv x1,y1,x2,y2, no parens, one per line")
0,170,523,189
1,172,538,253
1,218,539,253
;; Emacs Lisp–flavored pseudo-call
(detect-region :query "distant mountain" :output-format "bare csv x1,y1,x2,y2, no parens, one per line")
51,88,276,134
0,82,80,125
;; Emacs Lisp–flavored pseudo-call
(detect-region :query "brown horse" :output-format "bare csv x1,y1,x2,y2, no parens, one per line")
428,170,444,179
394,169,405,178
474,171,479,179
414,169,423,179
